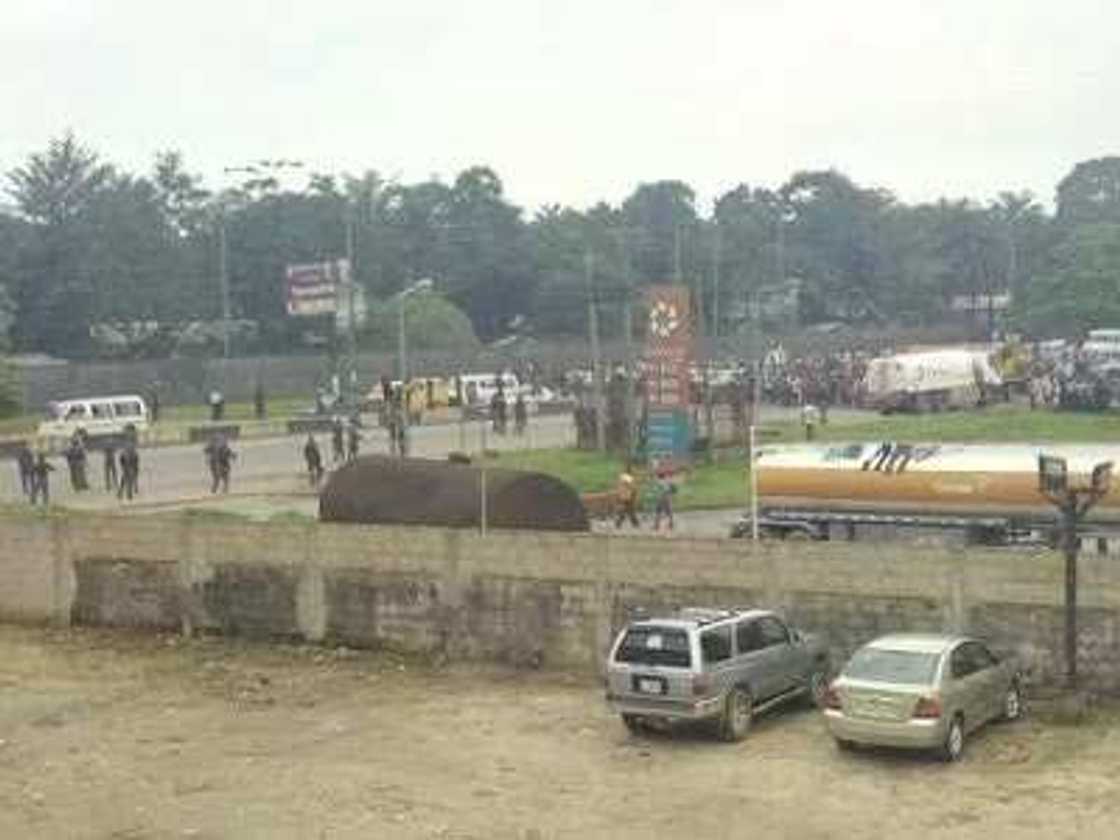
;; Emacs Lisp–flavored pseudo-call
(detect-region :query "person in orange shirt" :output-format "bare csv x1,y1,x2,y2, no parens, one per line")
614,464,640,528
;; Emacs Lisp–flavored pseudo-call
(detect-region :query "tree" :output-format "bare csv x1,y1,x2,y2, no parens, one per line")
1018,223,1120,335
1056,157,1120,228
6,133,115,354
361,290,479,352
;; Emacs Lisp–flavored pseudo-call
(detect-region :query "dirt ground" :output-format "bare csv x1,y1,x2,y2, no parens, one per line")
1,625,1118,840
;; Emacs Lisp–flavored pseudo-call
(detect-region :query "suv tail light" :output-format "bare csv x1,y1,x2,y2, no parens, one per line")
912,695,943,719
692,674,713,696
822,683,842,711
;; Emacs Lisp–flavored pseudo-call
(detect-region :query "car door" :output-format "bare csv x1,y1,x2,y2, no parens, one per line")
963,641,1003,722
947,643,984,732
757,616,799,696
734,620,780,700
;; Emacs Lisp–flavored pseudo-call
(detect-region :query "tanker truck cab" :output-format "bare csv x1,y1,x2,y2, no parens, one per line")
37,394,149,446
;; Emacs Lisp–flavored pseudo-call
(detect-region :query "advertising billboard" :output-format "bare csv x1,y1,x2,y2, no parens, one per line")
285,259,350,317
643,285,694,463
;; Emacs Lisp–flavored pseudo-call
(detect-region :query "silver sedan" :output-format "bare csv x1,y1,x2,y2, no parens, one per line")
822,634,1023,761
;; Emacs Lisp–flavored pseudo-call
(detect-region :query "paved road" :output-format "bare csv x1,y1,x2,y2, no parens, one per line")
2,405,876,513
1,415,577,510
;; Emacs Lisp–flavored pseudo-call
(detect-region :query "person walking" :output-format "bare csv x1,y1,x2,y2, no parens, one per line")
30,453,54,506
118,443,140,501
102,440,119,492
64,434,89,492
16,443,34,497
303,435,324,486
346,420,361,463
212,436,236,494
148,383,161,423
203,435,222,493
652,468,676,532
614,463,641,529
331,417,345,463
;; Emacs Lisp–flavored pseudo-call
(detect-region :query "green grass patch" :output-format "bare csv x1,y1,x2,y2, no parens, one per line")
491,448,749,511
767,404,1120,444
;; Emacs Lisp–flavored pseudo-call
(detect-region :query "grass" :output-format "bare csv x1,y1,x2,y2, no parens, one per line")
491,448,749,511
769,404,1120,444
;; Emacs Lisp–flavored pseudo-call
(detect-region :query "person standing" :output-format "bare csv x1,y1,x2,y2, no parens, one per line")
303,435,323,486
254,381,266,420
30,453,54,506
331,416,345,463
16,443,34,497
203,435,221,493
148,383,161,423
652,468,676,532
346,420,361,462
64,434,89,492
102,440,119,492
614,463,641,529
118,443,140,501
209,389,225,422
513,393,528,437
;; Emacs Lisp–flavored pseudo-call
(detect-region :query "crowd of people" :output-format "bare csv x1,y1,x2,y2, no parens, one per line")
15,432,144,506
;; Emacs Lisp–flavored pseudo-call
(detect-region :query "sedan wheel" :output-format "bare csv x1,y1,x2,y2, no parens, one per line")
1002,684,1023,721
805,670,828,709
940,716,965,762
719,688,753,742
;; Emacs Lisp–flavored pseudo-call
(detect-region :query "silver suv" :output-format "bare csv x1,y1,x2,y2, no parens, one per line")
605,607,829,741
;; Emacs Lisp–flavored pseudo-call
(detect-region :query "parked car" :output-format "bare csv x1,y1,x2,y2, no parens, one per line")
605,607,830,741
822,633,1024,761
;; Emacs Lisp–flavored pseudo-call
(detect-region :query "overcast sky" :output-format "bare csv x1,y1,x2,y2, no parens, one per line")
3,0,1118,214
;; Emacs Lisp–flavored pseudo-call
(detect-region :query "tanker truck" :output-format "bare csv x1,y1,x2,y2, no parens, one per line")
861,348,1002,413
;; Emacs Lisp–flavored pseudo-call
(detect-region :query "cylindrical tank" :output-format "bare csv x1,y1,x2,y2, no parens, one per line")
319,455,590,532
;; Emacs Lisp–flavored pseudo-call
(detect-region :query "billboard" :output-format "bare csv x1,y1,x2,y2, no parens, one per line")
285,259,350,317
643,285,694,462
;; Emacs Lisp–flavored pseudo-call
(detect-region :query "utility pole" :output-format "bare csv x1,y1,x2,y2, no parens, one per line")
344,205,358,406
1039,455,1113,688
219,215,230,359
585,248,605,452
711,224,722,343
620,229,635,458
673,225,683,284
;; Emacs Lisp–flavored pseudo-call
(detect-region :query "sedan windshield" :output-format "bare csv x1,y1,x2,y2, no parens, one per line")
844,648,940,685
614,626,691,668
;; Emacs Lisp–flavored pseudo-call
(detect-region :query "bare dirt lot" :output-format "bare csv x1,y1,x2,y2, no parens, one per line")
1,625,1118,840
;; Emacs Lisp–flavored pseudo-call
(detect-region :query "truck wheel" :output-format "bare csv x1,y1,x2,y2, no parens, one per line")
719,687,753,742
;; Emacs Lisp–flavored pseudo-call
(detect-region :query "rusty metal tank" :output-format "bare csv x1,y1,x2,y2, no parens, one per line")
319,455,590,532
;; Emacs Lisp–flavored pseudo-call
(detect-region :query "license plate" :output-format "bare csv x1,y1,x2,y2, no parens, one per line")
638,678,664,695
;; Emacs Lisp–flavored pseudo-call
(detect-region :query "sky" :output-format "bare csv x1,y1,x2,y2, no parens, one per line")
2,0,1118,215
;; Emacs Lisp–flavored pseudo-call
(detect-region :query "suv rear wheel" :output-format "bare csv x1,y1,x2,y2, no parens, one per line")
719,687,753,742
621,714,645,735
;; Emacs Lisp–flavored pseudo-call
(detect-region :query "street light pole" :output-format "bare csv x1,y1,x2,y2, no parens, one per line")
585,248,605,452
219,213,230,359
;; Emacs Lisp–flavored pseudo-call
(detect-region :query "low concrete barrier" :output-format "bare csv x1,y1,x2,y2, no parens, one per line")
2,513,1119,690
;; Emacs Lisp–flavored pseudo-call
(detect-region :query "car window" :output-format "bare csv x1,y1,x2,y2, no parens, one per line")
949,646,975,679
758,617,789,648
845,648,941,685
736,620,763,654
700,625,732,665
65,404,87,420
114,401,141,418
963,642,997,672
614,626,691,668
91,403,113,419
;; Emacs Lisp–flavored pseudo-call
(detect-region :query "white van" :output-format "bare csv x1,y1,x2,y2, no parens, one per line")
37,394,150,444
453,373,520,408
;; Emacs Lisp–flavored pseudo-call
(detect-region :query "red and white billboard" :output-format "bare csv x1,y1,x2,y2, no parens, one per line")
285,259,349,317
643,285,694,408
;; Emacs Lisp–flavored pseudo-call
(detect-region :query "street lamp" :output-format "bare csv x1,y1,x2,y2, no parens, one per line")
396,277,434,455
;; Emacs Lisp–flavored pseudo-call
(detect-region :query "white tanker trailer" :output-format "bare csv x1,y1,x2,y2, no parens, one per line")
862,349,1003,413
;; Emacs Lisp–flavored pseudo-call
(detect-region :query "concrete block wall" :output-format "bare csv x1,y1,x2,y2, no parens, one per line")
1,513,1119,691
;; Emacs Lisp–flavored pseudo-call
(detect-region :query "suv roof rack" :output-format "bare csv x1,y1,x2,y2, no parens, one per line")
675,606,751,625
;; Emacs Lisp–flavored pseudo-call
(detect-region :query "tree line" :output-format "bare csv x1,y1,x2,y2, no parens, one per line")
2,132,1119,360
